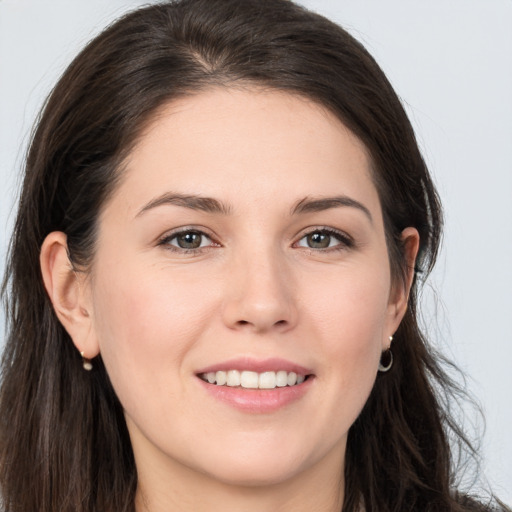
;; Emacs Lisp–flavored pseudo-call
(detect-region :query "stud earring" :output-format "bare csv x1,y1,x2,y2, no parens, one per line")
378,335,393,372
81,351,93,371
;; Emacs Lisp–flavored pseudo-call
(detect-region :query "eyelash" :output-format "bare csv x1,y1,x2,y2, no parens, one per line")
158,227,354,254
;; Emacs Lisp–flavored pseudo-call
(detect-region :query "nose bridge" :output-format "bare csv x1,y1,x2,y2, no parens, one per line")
222,242,297,332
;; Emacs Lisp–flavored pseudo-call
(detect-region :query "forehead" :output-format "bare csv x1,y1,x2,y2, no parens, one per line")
107,87,380,218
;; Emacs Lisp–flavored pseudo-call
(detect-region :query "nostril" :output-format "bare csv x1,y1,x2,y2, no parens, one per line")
234,319,288,330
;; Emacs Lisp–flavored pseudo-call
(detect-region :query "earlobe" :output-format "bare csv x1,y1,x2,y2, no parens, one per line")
40,232,100,359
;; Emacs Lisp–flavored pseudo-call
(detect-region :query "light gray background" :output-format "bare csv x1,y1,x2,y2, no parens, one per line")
1,0,511,502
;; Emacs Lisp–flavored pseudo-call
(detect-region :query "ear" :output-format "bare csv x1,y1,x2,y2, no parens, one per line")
385,227,420,346
40,231,100,359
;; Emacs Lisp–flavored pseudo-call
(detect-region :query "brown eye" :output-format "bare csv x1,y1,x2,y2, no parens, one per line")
167,230,211,250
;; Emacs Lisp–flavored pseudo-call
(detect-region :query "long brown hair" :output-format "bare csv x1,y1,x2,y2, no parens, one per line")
0,1,508,511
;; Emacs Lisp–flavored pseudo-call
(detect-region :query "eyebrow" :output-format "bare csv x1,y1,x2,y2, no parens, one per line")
136,192,372,222
136,192,232,217
291,196,373,223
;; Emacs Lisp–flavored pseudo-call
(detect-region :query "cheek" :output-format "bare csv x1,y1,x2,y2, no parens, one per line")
308,265,390,338
89,262,215,400
304,266,390,386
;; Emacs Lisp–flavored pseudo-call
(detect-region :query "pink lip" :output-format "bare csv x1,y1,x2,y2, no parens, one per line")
197,376,314,413
195,357,315,414
195,357,312,375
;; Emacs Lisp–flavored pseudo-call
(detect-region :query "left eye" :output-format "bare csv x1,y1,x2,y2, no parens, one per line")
296,230,349,249
166,230,212,250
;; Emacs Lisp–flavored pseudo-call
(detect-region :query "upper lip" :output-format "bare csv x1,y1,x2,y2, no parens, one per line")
196,357,313,376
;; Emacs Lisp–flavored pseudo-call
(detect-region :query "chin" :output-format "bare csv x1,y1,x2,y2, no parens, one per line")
191,439,322,489
202,460,305,488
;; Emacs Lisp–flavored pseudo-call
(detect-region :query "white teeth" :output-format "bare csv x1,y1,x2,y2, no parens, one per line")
287,372,297,386
227,370,240,387
276,370,288,387
200,370,308,389
215,371,227,386
259,371,276,389
240,371,259,389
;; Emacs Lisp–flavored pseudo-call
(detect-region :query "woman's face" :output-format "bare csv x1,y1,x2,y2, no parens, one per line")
80,88,414,489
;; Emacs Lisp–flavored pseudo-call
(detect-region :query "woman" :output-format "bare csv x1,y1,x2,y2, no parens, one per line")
0,0,509,510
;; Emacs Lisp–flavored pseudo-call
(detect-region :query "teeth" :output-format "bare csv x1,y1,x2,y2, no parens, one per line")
227,370,241,387
200,370,308,389
240,371,259,389
276,370,288,387
215,371,227,386
259,371,276,389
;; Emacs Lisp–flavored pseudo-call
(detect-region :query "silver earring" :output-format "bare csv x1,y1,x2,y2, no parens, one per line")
378,336,393,372
81,351,93,371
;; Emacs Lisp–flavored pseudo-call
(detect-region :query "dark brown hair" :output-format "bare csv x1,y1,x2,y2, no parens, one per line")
0,1,509,511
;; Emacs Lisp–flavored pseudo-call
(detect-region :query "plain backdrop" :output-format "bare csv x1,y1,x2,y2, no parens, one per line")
1,0,511,503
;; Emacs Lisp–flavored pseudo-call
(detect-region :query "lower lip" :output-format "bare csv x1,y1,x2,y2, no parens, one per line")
197,377,314,413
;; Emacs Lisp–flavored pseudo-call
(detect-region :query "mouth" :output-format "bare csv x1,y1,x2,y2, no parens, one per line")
198,370,309,389
195,358,314,412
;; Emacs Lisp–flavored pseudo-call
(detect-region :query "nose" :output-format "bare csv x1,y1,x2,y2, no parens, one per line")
221,247,298,334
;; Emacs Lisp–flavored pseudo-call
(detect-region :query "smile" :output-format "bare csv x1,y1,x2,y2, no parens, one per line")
199,370,307,389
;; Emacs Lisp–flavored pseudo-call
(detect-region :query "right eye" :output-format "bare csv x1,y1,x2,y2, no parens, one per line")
160,229,215,251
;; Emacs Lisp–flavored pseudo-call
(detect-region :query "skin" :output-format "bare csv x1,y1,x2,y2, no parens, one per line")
41,88,419,512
